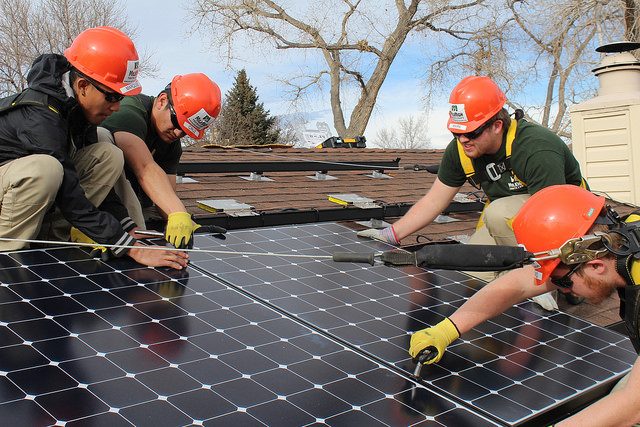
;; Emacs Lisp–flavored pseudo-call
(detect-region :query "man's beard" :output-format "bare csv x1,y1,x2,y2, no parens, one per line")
581,273,616,304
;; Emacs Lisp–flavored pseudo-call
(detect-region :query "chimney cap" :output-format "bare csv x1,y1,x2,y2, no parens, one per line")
596,41,640,54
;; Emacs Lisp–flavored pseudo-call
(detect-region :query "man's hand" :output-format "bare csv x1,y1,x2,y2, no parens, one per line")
356,226,399,245
128,242,189,270
165,212,200,249
531,292,559,311
409,318,460,364
70,227,110,261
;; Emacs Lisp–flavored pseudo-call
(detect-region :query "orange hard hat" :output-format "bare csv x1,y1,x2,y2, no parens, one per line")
64,26,141,96
447,76,506,133
512,185,605,285
169,73,222,140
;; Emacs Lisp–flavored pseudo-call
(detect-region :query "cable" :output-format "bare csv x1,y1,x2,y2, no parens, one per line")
0,237,333,260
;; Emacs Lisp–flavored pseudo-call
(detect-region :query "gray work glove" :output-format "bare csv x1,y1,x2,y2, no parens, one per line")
356,226,400,245
531,291,559,311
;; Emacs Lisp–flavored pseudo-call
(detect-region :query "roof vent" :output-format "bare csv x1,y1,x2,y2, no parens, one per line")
592,41,640,96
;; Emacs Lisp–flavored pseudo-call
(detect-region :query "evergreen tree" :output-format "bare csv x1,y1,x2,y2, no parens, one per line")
215,69,280,145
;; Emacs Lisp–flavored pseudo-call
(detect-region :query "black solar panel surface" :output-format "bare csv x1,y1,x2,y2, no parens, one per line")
189,223,637,426
0,243,498,426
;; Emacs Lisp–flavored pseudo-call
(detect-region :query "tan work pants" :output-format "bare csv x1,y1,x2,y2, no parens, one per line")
38,142,124,242
97,127,146,228
0,155,64,251
465,194,531,282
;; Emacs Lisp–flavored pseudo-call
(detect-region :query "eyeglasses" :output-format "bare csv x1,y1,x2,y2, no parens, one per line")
85,77,125,103
452,118,496,140
167,100,182,130
550,263,582,289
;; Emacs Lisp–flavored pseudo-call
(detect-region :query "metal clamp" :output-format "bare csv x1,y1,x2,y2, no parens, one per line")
531,233,609,265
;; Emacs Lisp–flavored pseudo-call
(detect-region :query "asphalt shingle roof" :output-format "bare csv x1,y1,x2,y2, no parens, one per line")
174,145,636,328
178,146,482,243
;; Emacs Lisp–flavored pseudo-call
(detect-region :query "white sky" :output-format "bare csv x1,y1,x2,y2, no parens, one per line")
124,1,453,148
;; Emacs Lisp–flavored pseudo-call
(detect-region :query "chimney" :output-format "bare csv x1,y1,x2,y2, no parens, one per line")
570,41,640,204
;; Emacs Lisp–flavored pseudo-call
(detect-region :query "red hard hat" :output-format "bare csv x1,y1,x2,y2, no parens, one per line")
512,185,605,285
64,26,141,96
169,73,221,140
447,76,506,133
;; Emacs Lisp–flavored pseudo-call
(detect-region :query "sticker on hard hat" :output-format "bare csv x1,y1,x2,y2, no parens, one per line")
123,60,140,83
449,123,467,131
449,103,468,122
187,108,214,131
120,81,141,94
534,270,543,281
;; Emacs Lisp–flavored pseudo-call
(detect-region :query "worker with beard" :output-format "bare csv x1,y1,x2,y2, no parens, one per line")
409,185,640,426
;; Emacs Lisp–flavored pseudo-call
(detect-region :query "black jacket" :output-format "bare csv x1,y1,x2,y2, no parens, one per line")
0,54,134,255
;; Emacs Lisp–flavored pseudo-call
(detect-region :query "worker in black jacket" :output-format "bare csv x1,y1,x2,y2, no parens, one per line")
0,26,188,269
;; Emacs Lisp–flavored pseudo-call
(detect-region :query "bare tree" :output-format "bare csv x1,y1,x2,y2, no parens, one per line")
0,0,155,97
373,114,431,149
273,114,303,146
623,0,640,43
189,0,485,138
504,0,622,137
425,0,626,139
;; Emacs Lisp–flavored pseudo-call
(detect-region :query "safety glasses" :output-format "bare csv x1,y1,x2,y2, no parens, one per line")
85,77,125,103
168,100,182,130
452,118,496,140
550,263,582,289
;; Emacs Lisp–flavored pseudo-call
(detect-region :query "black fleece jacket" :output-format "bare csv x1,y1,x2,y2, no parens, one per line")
0,54,134,255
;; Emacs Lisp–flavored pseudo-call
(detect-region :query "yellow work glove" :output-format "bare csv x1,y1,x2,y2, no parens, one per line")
70,227,109,261
166,212,201,249
409,318,460,364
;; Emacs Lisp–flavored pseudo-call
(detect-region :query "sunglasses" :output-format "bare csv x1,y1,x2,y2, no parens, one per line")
167,100,182,130
84,76,125,103
550,263,582,289
452,118,496,140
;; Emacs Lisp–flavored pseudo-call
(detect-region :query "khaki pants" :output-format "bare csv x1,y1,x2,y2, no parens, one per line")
0,155,64,251
466,194,531,282
38,142,124,242
97,127,146,228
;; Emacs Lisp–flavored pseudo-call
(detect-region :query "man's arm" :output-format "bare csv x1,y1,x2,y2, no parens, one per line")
410,266,557,362
391,178,461,240
556,356,640,426
410,266,556,362
168,174,177,192
114,131,186,216
450,266,554,333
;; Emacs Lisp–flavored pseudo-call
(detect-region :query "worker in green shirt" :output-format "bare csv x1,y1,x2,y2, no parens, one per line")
99,73,221,248
359,76,585,310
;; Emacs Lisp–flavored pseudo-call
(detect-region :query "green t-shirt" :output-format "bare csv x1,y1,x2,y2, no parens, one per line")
101,94,182,175
438,119,583,200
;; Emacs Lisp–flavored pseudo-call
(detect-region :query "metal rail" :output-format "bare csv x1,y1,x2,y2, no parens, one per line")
176,159,401,175
147,201,484,231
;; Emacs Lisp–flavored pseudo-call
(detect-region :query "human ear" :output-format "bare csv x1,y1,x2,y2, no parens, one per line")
75,78,90,96
585,259,607,275
156,92,169,110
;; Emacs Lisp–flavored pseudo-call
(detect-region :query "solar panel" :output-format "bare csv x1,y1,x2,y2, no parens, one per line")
0,246,498,426
189,222,637,426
